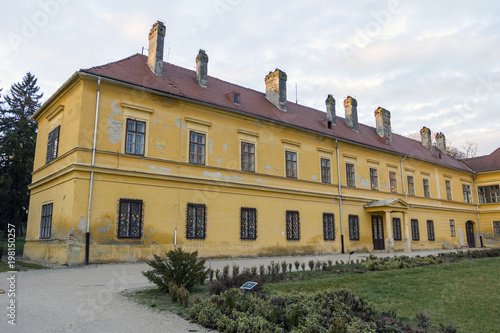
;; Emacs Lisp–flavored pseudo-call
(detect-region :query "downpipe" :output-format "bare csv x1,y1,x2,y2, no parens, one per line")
336,139,345,253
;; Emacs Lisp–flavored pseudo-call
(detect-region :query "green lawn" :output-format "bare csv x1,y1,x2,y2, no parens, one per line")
263,257,500,332
1,236,25,256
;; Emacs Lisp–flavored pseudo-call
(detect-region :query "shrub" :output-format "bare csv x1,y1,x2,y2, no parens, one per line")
142,247,209,292
178,285,190,307
259,264,265,276
301,262,306,271
168,281,179,302
308,260,314,271
294,260,300,271
232,264,240,277
281,261,287,274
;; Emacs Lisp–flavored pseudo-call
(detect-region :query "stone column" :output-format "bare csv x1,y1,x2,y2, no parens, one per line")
403,211,412,252
384,210,394,252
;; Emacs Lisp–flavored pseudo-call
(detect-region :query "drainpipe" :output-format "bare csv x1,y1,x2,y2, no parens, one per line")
86,77,101,265
472,174,483,247
400,156,408,204
335,139,345,253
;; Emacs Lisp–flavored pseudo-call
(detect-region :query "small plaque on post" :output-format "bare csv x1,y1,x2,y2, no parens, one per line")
240,282,258,290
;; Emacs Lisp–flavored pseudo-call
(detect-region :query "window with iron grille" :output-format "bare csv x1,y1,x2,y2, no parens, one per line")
423,178,430,198
370,168,378,190
286,211,300,240
446,180,452,200
241,142,255,172
390,172,397,193
118,199,142,238
478,185,500,203
411,219,419,240
450,219,456,237
189,131,206,165
393,218,402,241
346,163,355,187
427,220,435,241
323,213,335,240
187,204,206,239
125,119,145,156
348,215,359,240
407,175,415,196
462,184,472,203
241,208,256,240
494,221,500,237
46,126,60,163
321,158,331,184
40,203,53,239
285,151,297,178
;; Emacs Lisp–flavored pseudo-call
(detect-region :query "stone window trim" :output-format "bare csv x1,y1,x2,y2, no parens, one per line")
240,207,257,240
450,219,456,237
348,214,360,241
285,150,298,179
186,203,206,239
346,163,356,187
411,219,420,241
370,168,378,190
321,158,331,184
117,199,143,239
40,203,53,239
286,210,300,240
189,131,206,165
390,171,397,193
323,213,335,240
427,220,435,241
46,125,60,164
393,217,402,241
125,119,146,156
493,221,500,238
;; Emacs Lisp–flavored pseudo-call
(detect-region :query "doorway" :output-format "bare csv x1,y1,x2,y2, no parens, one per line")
372,215,385,250
465,221,475,248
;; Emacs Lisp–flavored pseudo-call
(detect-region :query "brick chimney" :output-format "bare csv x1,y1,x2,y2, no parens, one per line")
147,21,166,76
344,96,358,131
265,69,287,111
420,126,432,149
325,94,336,125
435,132,446,154
196,49,209,87
375,107,392,141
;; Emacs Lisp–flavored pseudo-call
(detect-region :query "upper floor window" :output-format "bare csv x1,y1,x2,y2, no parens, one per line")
446,180,452,200
348,215,359,240
241,208,257,240
189,131,206,165
40,203,53,239
321,158,331,184
407,175,415,196
450,219,456,237
118,199,142,238
285,151,297,178
241,142,255,172
411,219,420,241
46,126,60,163
187,203,206,239
286,210,300,240
478,185,500,204
125,119,145,156
390,172,397,193
423,178,430,198
346,163,355,187
393,218,402,241
427,220,435,241
462,184,472,203
370,168,378,190
323,213,335,240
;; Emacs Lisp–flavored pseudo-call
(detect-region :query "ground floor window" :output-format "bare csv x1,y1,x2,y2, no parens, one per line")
450,220,456,237
286,211,300,240
323,213,335,240
411,219,420,241
348,215,359,240
40,203,53,239
241,208,257,240
393,218,402,241
118,199,142,238
493,221,500,237
187,203,206,239
427,220,435,241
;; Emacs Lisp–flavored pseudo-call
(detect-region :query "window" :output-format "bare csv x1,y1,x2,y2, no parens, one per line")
285,151,297,178
348,215,359,240
40,203,53,239
321,158,331,184
233,92,240,104
241,142,255,172
46,126,60,163
346,163,355,187
370,168,378,190
446,180,452,200
286,211,300,240
390,172,397,193
393,218,402,241
125,119,145,156
407,175,415,196
494,221,500,237
423,179,430,198
427,220,435,241
450,220,456,237
411,219,420,241
187,204,206,239
240,208,257,240
189,131,206,165
118,199,142,238
478,185,500,203
323,213,335,240
463,184,472,203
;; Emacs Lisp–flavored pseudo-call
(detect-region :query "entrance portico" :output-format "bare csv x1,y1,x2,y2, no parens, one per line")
364,199,411,252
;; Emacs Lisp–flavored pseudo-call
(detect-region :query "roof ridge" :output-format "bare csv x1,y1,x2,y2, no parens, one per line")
80,53,142,72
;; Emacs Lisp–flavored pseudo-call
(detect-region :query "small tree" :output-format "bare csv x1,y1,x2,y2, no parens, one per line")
142,247,209,292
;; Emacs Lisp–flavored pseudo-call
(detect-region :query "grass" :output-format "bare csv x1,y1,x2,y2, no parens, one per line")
1,236,25,255
0,260,48,272
263,257,500,332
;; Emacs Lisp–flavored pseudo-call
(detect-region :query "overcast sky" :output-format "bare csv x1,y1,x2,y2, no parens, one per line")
1,0,499,155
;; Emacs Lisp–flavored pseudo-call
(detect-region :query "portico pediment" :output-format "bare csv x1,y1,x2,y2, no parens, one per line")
363,198,409,212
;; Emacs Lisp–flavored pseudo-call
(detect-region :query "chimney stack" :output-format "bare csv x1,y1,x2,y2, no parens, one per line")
265,69,287,111
435,132,446,154
196,49,209,87
420,126,432,149
325,95,336,125
375,107,392,142
344,96,358,131
147,21,166,76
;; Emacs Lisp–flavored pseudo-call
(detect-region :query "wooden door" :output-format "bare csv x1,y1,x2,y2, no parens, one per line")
465,221,475,248
372,216,385,250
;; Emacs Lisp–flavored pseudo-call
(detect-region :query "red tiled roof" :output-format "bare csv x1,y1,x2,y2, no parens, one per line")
81,54,473,173
462,147,500,172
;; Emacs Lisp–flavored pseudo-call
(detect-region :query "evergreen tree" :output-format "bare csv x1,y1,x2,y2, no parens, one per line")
0,73,42,234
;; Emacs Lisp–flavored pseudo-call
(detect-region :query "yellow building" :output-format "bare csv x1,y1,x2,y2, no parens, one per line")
24,22,500,265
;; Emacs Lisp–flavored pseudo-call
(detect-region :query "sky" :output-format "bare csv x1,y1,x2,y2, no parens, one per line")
1,0,499,155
